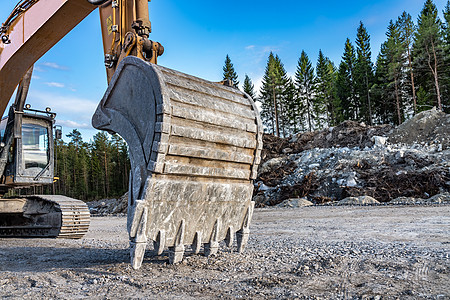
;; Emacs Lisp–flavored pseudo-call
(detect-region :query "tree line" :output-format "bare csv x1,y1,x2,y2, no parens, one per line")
50,129,130,201
223,0,450,137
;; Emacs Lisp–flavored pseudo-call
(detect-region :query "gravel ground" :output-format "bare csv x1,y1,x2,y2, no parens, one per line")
0,205,449,299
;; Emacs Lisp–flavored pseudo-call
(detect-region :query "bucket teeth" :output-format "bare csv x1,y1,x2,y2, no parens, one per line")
192,231,202,254
236,202,254,253
168,220,185,264
225,226,234,248
153,230,165,255
204,219,220,257
130,207,148,269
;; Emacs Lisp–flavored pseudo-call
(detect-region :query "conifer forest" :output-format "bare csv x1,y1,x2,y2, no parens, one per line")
225,0,450,137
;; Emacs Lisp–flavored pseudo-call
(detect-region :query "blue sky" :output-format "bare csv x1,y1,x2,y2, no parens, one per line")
1,0,448,142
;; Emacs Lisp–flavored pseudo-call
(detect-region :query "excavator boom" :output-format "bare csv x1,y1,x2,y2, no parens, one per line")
0,0,96,116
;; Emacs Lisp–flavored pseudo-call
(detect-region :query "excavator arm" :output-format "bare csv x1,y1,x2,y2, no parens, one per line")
0,0,96,116
0,0,163,116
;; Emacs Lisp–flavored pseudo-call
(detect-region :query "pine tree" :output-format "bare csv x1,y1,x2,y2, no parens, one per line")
243,75,256,99
259,53,293,137
398,11,418,115
442,1,450,112
413,0,445,111
316,50,339,126
295,50,317,132
386,20,406,124
354,22,374,125
336,38,357,121
222,54,239,87
372,45,392,124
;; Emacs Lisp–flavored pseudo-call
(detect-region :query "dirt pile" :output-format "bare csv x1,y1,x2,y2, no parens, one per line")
255,108,450,207
388,107,450,149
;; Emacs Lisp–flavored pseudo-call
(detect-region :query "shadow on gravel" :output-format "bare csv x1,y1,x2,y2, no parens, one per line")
0,247,130,272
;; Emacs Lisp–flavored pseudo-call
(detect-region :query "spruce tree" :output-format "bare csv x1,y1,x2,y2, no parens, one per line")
398,12,418,114
260,53,280,136
259,53,292,137
386,20,406,124
442,1,450,112
336,38,357,121
316,50,339,126
295,50,317,132
413,0,444,111
355,22,374,125
243,74,256,99
222,54,239,87
372,44,392,124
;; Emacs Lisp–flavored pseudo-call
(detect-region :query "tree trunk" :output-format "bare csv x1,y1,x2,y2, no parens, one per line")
407,48,417,114
394,75,402,125
272,85,280,137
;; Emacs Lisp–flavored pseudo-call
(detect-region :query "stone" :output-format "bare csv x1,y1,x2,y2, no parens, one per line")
337,196,379,206
425,193,450,204
276,198,313,208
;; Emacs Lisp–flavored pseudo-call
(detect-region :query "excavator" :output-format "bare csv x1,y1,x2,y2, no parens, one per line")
0,0,262,269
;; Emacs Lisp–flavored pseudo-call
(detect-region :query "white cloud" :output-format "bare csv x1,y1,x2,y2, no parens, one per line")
245,45,255,50
44,82,65,88
33,66,44,72
26,91,99,131
31,75,41,80
56,119,91,129
41,62,69,70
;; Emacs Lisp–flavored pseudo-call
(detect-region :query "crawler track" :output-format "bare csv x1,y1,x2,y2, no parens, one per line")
0,195,90,239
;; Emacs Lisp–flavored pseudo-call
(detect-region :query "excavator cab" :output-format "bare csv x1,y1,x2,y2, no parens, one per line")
0,108,56,190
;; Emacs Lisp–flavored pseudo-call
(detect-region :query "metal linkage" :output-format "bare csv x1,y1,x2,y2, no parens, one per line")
1,0,39,44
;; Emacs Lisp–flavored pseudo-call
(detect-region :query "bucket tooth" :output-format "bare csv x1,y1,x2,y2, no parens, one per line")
130,207,148,269
225,226,234,248
192,231,202,254
204,219,220,257
153,230,165,255
168,220,185,264
236,202,255,253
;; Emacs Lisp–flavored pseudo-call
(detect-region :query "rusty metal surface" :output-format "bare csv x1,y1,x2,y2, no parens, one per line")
93,56,263,268
0,195,90,239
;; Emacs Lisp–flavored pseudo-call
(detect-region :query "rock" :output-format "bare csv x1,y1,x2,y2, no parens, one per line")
390,197,422,205
372,135,387,146
259,157,286,174
337,196,379,206
276,198,313,208
425,192,450,204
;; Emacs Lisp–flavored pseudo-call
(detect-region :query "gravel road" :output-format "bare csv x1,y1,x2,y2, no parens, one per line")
0,205,449,299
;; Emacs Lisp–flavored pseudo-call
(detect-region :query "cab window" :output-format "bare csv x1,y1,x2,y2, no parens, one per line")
22,123,49,170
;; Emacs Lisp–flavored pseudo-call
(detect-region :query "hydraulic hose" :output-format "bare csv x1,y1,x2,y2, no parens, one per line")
87,0,109,5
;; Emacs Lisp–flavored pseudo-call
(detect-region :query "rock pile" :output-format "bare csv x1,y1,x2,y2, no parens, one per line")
255,108,450,207
88,192,128,215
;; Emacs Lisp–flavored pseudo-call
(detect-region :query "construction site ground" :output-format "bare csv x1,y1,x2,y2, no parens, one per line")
1,204,448,299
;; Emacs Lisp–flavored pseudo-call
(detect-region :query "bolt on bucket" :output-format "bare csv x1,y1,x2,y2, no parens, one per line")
92,56,262,269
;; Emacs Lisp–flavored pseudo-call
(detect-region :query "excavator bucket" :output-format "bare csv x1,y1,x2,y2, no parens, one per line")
92,57,262,269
